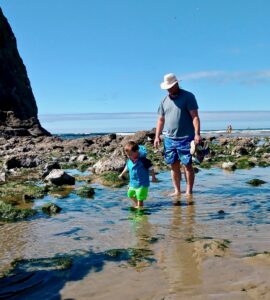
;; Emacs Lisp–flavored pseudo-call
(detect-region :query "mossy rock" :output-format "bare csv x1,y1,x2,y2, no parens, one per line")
199,161,212,169
41,203,62,215
0,182,47,203
1,256,73,278
105,247,155,267
75,186,95,198
185,236,213,243
247,179,266,186
246,251,270,257
100,172,128,188
75,174,92,183
47,185,74,198
236,158,255,169
78,163,91,172
60,162,78,169
257,161,270,168
0,200,37,222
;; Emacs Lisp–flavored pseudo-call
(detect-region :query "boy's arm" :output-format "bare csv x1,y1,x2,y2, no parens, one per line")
118,165,128,179
149,167,157,182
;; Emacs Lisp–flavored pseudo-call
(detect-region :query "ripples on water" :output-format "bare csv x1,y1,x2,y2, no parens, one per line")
0,167,269,299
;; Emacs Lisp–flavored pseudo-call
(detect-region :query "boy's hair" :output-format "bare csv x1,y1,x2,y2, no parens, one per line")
124,141,139,152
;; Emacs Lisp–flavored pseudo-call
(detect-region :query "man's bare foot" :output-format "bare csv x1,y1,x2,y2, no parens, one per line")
169,191,181,197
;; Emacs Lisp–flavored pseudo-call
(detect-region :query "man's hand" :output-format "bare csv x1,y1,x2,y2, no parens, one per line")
194,134,202,145
154,136,161,148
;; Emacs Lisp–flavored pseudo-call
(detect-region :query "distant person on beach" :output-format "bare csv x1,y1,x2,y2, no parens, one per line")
154,73,202,196
119,141,157,208
226,124,232,134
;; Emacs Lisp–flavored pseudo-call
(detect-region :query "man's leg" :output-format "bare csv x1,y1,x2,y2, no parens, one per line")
170,160,181,196
183,164,194,195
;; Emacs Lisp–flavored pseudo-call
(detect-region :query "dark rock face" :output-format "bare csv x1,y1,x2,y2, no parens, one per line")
0,8,50,137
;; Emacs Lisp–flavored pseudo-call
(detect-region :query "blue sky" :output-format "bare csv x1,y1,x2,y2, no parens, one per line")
1,0,270,114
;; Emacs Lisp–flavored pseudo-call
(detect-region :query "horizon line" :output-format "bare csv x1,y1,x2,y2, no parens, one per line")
39,110,270,116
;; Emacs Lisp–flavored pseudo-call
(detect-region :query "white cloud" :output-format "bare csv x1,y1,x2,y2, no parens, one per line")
180,70,270,85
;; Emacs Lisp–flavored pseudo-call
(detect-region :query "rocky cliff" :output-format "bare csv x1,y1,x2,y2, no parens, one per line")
0,8,50,137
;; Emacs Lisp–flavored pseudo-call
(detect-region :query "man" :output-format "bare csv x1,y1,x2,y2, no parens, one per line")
154,73,202,196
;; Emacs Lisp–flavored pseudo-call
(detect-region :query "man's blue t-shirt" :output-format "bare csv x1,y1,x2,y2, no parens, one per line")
158,89,198,138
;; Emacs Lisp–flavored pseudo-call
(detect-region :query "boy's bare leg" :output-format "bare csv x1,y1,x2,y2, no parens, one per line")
170,160,181,196
130,197,137,207
184,164,194,195
136,201,144,208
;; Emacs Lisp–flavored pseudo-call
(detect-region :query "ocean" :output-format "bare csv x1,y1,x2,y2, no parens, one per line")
39,111,270,137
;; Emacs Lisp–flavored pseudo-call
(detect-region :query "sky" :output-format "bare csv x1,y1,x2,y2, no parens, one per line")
1,0,270,114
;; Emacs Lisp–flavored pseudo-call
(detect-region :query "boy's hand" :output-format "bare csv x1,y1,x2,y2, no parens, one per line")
151,176,158,183
118,174,123,180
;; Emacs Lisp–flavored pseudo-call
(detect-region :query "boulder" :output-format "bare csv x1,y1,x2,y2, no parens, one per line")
77,154,87,162
222,162,236,171
0,171,6,183
120,130,150,146
45,170,75,186
42,162,61,178
5,155,42,169
231,146,248,156
92,148,126,174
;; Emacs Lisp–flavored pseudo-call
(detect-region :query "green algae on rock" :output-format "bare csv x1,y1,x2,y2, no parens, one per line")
99,172,128,188
236,158,256,169
41,203,62,215
0,200,37,222
0,181,47,203
75,186,95,198
47,185,74,198
246,251,270,257
105,248,155,268
0,256,73,278
185,236,231,257
247,179,267,186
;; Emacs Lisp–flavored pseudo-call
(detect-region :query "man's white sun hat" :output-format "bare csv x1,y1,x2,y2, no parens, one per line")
160,73,179,89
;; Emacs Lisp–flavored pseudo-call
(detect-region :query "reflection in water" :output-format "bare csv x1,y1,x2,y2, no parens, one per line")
161,197,202,295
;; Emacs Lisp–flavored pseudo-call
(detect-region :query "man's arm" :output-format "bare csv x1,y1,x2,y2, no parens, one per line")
154,116,165,148
189,110,202,144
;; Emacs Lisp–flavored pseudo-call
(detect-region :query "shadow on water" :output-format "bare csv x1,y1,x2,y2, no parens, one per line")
0,246,155,300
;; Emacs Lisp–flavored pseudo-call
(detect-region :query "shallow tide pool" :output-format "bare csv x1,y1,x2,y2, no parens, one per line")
0,167,270,299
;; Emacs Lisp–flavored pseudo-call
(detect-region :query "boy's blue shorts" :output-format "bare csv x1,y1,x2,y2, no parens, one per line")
164,136,193,166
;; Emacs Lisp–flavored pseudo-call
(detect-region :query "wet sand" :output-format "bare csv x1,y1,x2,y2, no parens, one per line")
0,167,269,299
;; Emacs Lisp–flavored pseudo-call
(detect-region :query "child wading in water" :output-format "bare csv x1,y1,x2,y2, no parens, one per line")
119,141,157,208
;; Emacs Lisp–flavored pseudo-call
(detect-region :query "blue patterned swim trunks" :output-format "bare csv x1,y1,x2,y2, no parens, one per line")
164,136,193,165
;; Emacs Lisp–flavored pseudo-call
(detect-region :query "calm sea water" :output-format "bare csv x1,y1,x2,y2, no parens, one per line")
39,111,270,134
